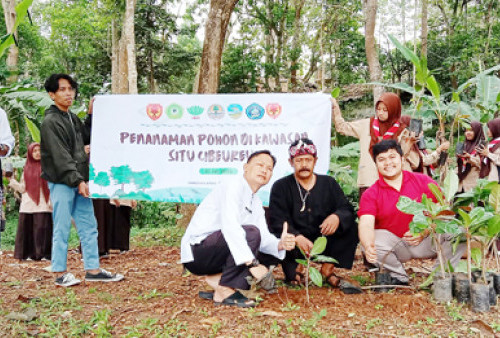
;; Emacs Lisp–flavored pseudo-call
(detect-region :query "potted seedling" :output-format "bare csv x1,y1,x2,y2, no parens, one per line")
397,171,461,302
453,181,499,311
295,236,338,304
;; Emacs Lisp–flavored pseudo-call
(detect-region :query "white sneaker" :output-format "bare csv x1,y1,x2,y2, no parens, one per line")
85,268,124,282
55,272,81,287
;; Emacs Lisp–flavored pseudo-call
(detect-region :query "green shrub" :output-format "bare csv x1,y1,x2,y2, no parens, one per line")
131,201,182,229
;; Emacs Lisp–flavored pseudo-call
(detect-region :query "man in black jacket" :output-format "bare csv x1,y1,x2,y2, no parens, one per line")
269,138,361,293
41,74,123,287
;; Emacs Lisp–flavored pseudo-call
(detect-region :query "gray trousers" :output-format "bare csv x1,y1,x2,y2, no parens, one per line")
374,229,465,282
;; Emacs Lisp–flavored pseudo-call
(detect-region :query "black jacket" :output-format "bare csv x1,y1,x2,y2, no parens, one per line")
40,105,91,187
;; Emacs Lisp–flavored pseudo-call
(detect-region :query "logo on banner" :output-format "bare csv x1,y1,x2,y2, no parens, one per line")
246,103,265,120
227,104,243,119
166,104,184,119
208,104,225,120
266,103,282,119
146,104,163,121
187,105,204,119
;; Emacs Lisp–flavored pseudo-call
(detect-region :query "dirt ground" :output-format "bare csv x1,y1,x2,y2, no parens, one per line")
0,246,499,337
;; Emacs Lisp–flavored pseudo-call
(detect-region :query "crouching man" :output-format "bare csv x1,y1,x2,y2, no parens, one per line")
358,140,465,285
268,138,360,293
180,150,295,307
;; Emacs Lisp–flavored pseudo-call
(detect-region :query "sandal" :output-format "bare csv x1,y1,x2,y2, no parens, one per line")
214,291,256,308
339,280,363,294
256,271,276,291
198,291,214,300
326,273,362,294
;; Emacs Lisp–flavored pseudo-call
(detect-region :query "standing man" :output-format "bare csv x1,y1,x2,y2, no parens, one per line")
41,74,123,286
358,140,465,285
181,150,296,307
0,106,15,253
268,138,360,293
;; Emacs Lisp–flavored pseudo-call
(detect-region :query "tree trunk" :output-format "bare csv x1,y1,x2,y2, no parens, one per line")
421,0,428,58
290,0,305,90
362,0,384,101
117,36,129,94
112,0,138,95
2,0,18,84
111,18,120,94
124,0,138,94
196,0,238,94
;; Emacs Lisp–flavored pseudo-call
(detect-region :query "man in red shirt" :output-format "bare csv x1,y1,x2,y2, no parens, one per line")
358,140,465,285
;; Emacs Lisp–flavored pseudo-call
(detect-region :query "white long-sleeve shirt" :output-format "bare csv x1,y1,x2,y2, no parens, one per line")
0,108,14,157
180,176,285,266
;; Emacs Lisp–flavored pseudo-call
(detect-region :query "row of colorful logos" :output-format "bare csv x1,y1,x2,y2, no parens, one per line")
146,103,282,121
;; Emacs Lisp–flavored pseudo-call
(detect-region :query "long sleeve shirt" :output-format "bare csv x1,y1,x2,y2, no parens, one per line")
8,177,52,213
0,108,15,157
40,105,91,187
180,176,285,266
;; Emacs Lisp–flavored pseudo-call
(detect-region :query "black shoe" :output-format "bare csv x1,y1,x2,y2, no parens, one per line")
390,277,409,286
339,280,363,294
85,269,124,282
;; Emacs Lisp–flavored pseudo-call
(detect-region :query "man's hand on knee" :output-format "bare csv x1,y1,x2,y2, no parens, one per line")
319,214,340,236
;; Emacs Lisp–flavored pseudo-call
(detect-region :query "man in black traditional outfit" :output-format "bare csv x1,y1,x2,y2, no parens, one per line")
269,138,361,293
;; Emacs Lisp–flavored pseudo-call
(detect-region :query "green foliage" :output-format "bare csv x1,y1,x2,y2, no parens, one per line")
298,309,327,337
219,42,260,93
295,236,338,303
89,309,113,337
0,0,33,57
130,201,181,229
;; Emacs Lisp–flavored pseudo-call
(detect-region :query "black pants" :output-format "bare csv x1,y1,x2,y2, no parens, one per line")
184,225,279,290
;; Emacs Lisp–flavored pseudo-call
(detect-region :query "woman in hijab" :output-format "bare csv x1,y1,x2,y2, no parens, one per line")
457,121,485,192
332,92,406,197
478,118,500,183
8,143,53,260
399,115,449,176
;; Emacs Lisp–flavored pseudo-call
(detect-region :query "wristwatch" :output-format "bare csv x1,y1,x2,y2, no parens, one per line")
246,258,260,268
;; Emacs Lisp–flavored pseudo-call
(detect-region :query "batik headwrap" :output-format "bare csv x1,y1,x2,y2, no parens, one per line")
289,139,317,159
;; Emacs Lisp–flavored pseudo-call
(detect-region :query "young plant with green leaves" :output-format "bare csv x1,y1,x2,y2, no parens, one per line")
453,181,500,284
295,236,338,304
397,170,461,277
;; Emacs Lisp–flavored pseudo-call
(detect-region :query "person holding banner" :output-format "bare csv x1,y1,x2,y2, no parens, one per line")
41,74,124,287
268,138,361,293
181,150,296,307
331,93,406,197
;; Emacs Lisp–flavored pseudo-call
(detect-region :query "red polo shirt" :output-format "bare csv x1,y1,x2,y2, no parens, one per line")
358,171,438,237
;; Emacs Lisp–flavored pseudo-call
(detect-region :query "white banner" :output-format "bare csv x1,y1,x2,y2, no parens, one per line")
89,93,331,205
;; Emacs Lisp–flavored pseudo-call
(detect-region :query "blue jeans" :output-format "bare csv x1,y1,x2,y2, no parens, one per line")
49,182,99,272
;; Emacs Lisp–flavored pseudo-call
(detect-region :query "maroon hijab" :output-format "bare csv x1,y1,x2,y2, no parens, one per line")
369,92,406,153
458,121,485,181
24,143,50,205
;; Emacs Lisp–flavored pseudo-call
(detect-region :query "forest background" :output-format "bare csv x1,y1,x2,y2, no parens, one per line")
0,0,499,240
